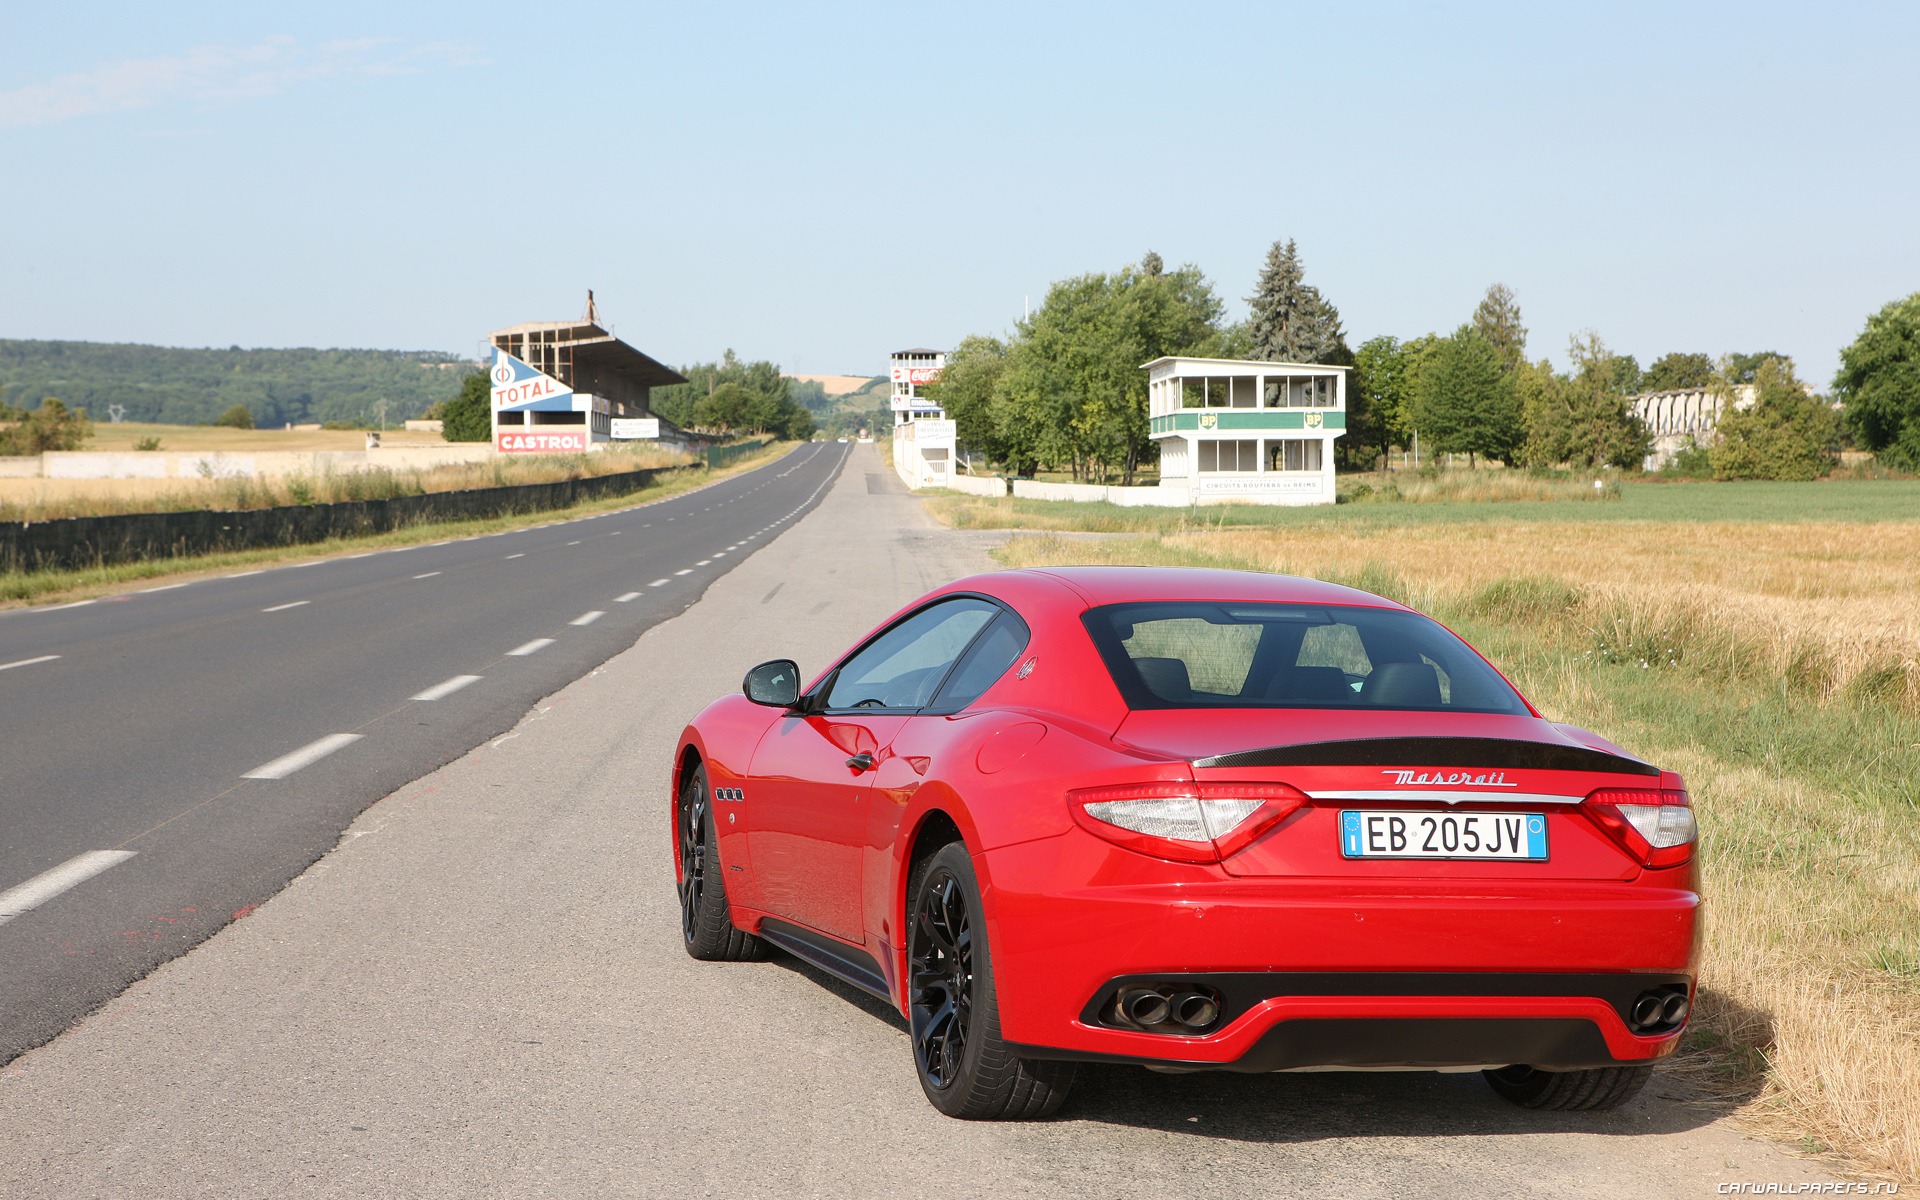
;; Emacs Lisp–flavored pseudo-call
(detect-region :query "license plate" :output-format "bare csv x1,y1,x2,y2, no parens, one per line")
1340,810,1547,860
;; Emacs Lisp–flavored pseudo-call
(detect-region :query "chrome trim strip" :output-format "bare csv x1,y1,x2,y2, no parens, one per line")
1308,789,1586,806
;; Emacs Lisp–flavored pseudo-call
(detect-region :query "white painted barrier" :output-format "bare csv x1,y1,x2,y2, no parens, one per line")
1011,479,1109,502
936,473,1008,497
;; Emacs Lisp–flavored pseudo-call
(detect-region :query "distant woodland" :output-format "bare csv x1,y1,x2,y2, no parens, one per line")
0,339,476,428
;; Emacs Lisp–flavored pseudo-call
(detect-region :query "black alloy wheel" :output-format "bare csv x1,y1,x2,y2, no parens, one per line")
906,843,1074,1119
677,763,762,962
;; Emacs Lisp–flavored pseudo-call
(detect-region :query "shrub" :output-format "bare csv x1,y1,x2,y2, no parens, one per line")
0,397,93,454
132,436,163,451
440,370,492,442
212,404,256,429
1711,357,1839,481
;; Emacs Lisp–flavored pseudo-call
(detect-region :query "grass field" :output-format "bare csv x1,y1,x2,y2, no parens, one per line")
928,480,1920,1180
79,421,453,453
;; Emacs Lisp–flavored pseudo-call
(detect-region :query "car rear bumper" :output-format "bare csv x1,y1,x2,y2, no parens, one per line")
977,831,1699,1070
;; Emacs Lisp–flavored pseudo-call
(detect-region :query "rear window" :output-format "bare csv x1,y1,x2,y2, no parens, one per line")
1082,601,1528,714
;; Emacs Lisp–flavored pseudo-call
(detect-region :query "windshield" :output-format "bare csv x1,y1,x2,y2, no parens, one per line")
1082,601,1528,714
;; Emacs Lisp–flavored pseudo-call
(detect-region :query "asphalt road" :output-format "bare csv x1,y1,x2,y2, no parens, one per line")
0,445,1851,1197
0,441,849,1065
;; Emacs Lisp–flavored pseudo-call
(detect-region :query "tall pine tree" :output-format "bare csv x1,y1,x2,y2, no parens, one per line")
1247,239,1348,364
1471,284,1528,372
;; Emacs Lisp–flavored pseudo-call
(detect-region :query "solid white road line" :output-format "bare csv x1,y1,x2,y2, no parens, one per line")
649,579,669,587
411,675,482,702
243,733,363,780
0,851,138,926
615,592,641,602
225,570,264,579
139,582,189,593
412,572,442,580
262,601,310,613
36,599,97,611
0,654,60,672
571,611,605,626
508,638,555,657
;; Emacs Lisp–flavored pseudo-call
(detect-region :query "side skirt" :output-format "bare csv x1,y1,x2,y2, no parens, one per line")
756,917,892,1003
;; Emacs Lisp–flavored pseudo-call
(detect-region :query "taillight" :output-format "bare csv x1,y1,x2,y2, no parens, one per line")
1068,782,1309,864
1583,787,1697,868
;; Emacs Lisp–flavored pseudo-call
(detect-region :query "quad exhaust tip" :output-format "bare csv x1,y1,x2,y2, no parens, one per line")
1629,987,1691,1034
1115,985,1224,1035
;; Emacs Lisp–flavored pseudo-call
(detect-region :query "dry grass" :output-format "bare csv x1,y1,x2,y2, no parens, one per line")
987,516,1920,1181
0,447,693,523
1338,468,1624,504
79,421,453,453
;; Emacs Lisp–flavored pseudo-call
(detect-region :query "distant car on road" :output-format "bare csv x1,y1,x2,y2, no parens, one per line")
672,567,1699,1119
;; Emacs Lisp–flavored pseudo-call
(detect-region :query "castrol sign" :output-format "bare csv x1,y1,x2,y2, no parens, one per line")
495,429,589,453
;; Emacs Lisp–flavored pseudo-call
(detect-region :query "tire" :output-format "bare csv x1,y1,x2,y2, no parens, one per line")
677,763,763,962
1483,1063,1654,1111
907,842,1075,1119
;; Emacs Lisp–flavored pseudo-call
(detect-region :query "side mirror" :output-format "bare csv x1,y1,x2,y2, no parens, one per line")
743,659,802,708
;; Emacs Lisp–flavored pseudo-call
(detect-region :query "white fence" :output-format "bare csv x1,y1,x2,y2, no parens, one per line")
1009,479,1187,506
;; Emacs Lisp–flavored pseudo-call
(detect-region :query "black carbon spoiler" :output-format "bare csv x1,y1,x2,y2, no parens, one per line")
1192,736,1659,776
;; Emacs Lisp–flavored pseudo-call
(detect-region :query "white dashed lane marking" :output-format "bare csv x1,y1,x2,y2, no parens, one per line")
616,592,641,603
505,553,525,560
411,675,482,702
262,601,310,613
570,611,605,627
508,638,555,657
0,654,60,672
243,734,363,780
674,569,693,577
0,851,139,926
649,579,669,587
413,572,442,580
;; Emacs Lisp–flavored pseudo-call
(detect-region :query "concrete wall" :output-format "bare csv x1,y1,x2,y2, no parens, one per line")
1,464,696,574
26,446,497,481
1010,480,1109,502
0,457,40,479
935,473,1008,498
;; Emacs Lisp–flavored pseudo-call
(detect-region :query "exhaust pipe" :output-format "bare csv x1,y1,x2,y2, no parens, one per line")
1631,994,1665,1030
1173,992,1219,1029
1122,989,1171,1027
1661,993,1690,1026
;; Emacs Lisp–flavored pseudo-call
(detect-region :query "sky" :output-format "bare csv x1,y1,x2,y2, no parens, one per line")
2,1,1915,385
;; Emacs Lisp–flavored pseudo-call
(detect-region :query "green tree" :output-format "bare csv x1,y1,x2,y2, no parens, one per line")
1471,283,1528,372
1411,326,1522,467
0,396,92,454
1726,351,1789,384
439,369,492,442
1521,334,1650,469
924,335,1009,464
1641,352,1715,392
1246,239,1347,364
991,256,1224,482
1712,356,1838,480
695,381,754,431
1353,335,1416,453
212,403,255,429
1833,291,1920,469
1609,354,1643,395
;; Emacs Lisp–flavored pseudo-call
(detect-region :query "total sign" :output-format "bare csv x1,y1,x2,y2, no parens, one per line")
491,348,573,412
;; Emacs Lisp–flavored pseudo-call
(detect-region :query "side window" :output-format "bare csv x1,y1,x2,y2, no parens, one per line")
825,599,998,711
929,611,1030,711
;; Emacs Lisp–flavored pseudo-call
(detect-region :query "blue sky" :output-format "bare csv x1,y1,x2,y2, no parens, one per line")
3,2,1914,385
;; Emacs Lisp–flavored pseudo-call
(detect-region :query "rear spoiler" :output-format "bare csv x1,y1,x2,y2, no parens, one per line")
1193,736,1659,777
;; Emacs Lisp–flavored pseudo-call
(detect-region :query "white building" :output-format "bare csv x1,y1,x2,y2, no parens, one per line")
1146,356,1346,505
889,348,957,489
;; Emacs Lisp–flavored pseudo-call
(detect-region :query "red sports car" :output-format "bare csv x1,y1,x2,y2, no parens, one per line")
672,567,1699,1119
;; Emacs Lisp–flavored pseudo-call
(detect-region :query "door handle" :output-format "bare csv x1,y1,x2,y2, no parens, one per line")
845,752,876,772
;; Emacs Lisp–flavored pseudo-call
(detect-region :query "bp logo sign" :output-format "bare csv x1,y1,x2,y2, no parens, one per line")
1199,413,1218,430
1305,412,1324,429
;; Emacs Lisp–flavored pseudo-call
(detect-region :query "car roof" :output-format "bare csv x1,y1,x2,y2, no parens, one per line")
993,566,1412,612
